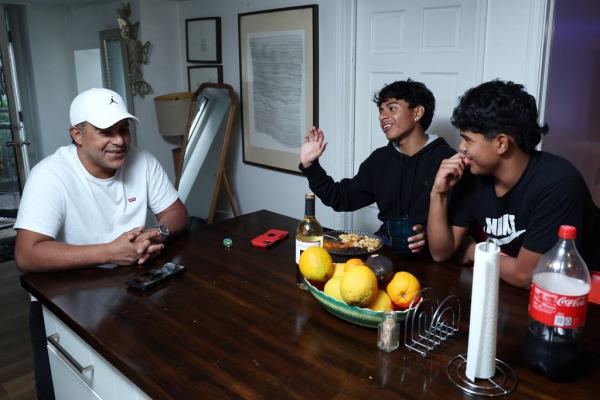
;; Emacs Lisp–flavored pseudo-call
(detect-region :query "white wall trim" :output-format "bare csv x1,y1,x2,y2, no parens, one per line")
537,0,555,128
473,0,488,85
334,0,357,230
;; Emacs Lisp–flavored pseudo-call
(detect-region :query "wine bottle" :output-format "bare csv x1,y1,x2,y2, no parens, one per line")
295,193,323,289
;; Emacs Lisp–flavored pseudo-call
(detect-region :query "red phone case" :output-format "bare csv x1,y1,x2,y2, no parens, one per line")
251,229,288,248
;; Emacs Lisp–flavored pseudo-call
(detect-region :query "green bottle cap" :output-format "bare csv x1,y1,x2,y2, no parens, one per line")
223,238,233,247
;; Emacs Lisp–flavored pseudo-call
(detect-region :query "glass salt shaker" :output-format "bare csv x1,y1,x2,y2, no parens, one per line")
377,311,400,352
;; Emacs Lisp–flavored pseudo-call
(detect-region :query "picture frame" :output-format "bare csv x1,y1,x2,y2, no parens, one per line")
187,65,223,91
186,17,222,63
238,5,319,174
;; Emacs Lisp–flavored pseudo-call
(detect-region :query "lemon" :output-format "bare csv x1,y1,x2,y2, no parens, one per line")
299,246,334,283
368,289,393,312
340,265,378,307
324,276,343,301
333,263,345,277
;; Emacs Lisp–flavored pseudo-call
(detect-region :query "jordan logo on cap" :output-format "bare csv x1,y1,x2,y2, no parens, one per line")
109,96,118,105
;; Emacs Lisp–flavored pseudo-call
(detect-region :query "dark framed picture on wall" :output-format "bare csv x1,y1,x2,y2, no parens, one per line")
186,17,222,63
187,65,223,91
238,5,319,174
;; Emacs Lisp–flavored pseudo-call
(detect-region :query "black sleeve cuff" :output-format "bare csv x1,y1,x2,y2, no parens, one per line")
298,159,324,178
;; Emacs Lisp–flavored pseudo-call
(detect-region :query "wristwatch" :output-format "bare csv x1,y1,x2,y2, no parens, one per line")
155,224,171,242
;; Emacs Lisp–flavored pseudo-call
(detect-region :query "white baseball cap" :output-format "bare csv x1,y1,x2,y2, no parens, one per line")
69,88,139,129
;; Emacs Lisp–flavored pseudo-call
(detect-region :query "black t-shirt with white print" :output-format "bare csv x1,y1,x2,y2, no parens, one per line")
449,151,599,270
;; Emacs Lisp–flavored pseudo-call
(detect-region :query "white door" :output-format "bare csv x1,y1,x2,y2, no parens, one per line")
352,0,486,232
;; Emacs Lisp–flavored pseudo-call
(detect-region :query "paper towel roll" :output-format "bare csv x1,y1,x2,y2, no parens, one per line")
466,239,500,381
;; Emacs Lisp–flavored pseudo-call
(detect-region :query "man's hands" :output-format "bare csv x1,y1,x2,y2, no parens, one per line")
108,227,164,266
300,127,327,168
432,153,469,195
407,224,427,253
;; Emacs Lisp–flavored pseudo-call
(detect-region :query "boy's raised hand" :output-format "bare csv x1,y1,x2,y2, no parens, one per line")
300,127,328,168
432,153,469,195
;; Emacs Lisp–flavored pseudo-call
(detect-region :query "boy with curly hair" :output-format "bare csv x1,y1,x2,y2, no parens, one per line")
300,79,455,254
428,80,599,287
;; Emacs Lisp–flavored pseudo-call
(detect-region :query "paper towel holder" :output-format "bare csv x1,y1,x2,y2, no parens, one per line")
447,354,517,396
446,237,518,396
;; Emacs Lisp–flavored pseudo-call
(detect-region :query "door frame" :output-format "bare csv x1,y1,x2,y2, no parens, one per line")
0,6,31,189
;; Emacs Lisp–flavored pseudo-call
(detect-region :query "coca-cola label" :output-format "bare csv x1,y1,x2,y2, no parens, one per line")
528,283,588,328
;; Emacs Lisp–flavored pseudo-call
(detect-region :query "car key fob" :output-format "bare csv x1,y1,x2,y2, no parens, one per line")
127,262,185,291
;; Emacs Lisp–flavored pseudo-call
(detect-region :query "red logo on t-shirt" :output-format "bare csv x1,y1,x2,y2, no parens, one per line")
128,197,136,203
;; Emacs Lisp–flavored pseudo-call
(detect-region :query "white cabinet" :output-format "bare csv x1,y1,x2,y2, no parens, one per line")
47,344,102,400
43,307,150,400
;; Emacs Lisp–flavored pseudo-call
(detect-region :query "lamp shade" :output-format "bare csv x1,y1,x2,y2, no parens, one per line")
153,92,193,136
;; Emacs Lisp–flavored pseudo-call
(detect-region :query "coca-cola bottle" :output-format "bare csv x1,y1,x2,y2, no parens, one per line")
523,225,591,380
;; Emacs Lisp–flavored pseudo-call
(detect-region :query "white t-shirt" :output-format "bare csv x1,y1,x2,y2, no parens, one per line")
15,145,178,245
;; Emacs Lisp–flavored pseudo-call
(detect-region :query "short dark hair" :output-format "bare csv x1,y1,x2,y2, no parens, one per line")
71,121,88,144
451,80,548,153
373,79,435,131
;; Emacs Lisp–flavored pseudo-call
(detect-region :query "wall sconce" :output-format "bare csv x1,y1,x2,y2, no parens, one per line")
153,92,193,137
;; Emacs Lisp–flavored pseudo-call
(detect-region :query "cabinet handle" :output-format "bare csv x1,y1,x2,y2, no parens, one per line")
47,333,94,378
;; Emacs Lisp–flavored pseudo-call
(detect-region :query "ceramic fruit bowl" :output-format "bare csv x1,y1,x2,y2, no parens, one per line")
304,278,416,328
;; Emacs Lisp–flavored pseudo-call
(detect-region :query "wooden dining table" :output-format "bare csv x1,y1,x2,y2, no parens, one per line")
21,210,600,399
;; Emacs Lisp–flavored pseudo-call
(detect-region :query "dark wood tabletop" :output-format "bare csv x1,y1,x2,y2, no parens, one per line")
21,210,600,399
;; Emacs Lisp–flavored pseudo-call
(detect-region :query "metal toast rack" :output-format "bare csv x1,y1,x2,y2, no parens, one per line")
403,287,461,357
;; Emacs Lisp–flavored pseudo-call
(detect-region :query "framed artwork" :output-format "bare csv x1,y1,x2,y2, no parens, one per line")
187,65,223,91
238,5,318,174
186,17,222,63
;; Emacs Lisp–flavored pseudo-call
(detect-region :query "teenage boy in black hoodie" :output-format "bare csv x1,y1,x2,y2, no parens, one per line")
299,79,455,254
428,80,599,287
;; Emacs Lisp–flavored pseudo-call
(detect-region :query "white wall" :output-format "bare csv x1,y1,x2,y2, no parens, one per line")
135,0,183,182
483,0,548,100
66,2,120,51
177,0,348,228
25,3,76,155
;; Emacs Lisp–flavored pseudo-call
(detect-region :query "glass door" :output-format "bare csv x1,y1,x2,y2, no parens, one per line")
0,6,32,223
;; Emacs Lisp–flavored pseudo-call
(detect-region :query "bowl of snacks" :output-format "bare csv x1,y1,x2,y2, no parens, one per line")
323,230,383,256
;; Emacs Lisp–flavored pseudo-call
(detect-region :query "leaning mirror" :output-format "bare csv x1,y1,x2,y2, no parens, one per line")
176,83,239,223
99,29,136,141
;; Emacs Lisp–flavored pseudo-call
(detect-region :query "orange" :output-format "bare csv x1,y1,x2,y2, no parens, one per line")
368,289,393,312
386,271,421,309
299,246,334,283
346,258,365,267
345,258,365,272
340,265,378,307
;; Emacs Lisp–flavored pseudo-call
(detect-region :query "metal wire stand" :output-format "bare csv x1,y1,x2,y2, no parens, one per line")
403,287,461,358
447,353,518,396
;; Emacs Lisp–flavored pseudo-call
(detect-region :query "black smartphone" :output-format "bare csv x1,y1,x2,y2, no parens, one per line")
127,262,185,291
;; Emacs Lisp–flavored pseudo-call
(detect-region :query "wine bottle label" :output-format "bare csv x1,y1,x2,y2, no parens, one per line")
295,239,322,264
528,283,589,328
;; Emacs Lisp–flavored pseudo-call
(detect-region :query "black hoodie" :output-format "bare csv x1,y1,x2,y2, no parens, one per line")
299,137,456,233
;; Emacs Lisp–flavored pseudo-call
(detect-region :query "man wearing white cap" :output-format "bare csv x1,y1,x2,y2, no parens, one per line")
14,88,188,399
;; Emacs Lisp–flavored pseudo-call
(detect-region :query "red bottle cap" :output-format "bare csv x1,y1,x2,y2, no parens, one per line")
558,225,576,239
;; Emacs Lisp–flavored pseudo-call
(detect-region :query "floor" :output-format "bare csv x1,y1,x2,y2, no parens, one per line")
0,261,36,400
